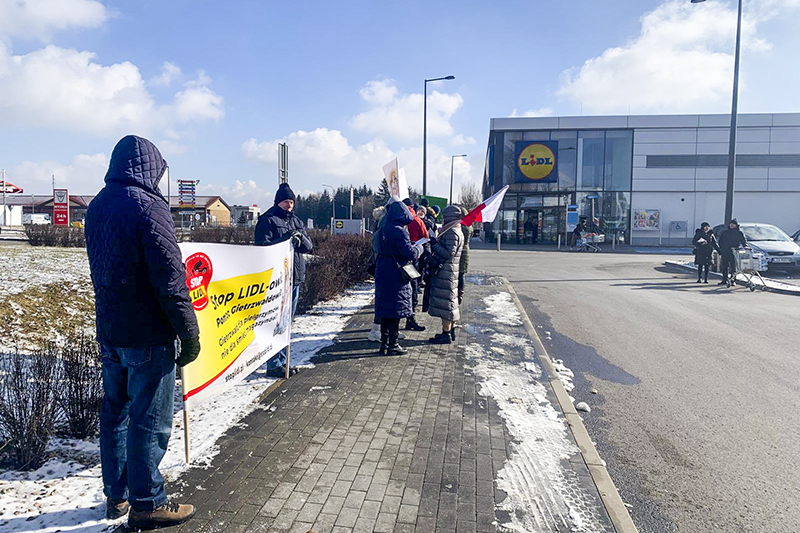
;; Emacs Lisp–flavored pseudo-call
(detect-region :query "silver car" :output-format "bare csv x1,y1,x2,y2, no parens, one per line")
714,223,800,271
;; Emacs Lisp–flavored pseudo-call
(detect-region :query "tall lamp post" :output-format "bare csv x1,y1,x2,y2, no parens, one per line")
449,154,467,204
692,0,742,223
423,75,455,197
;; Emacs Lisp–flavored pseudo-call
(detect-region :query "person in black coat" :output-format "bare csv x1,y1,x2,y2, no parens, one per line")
254,183,313,375
374,199,423,355
85,135,198,528
692,222,718,283
717,218,748,285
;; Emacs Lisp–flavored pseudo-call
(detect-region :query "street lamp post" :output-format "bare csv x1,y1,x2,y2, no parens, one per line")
449,154,467,204
423,75,455,198
692,0,742,223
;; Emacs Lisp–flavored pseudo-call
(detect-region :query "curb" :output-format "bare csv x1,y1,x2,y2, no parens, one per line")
504,279,639,533
663,261,800,296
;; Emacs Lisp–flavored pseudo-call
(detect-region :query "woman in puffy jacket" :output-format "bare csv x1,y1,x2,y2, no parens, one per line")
427,205,464,345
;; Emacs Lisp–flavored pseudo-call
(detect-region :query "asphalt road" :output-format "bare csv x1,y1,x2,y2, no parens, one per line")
471,249,800,533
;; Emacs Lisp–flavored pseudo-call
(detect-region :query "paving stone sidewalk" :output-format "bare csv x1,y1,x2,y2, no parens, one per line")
157,274,615,533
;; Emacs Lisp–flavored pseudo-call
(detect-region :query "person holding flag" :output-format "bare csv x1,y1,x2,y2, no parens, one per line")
427,205,465,344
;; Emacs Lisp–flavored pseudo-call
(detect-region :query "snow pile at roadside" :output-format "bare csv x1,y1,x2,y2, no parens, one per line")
465,343,608,533
0,282,375,533
483,292,522,326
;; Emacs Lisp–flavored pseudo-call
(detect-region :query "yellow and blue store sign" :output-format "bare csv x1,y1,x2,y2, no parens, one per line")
515,141,558,183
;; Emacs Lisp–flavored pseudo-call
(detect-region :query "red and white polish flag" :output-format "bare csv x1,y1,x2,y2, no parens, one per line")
461,185,509,226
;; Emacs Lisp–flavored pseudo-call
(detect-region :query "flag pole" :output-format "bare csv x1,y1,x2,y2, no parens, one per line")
180,365,190,464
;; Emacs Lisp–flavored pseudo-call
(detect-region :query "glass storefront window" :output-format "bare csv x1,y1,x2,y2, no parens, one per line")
577,131,604,190
603,192,631,244
523,131,550,141
605,130,633,191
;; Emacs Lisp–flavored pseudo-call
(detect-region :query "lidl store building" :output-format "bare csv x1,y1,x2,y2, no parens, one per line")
481,113,800,246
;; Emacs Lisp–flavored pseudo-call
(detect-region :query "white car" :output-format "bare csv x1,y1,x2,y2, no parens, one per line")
714,223,800,271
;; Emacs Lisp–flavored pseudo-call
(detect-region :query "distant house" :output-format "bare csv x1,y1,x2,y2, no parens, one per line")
169,195,232,227
230,205,261,227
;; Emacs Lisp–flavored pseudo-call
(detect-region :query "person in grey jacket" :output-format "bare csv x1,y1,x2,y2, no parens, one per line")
428,205,464,345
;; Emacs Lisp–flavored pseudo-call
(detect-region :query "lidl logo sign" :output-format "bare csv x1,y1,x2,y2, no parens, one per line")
514,141,558,183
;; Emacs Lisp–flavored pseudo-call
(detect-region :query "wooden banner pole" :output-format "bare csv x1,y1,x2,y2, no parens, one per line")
180,366,190,464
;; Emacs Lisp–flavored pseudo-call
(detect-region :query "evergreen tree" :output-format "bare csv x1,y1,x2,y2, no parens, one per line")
375,179,391,207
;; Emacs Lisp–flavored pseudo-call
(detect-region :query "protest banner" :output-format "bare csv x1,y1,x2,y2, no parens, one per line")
178,240,294,461
382,158,400,196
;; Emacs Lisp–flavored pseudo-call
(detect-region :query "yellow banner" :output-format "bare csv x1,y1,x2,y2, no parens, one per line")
178,241,293,407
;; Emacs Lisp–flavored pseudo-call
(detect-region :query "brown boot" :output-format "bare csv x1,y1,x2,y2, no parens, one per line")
128,501,196,529
106,498,130,519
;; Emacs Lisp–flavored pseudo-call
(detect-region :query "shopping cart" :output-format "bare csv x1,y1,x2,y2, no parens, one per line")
576,232,604,253
730,249,768,291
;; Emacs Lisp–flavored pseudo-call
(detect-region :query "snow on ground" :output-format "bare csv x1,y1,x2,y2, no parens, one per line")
0,281,375,533
483,292,522,326
0,245,91,298
478,287,607,532
465,341,608,533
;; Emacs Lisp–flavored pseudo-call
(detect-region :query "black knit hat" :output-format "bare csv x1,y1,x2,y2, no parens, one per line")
730,218,739,226
402,198,413,207
275,183,296,204
420,197,430,207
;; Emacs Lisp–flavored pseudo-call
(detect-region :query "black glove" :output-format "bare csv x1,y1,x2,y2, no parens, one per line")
176,336,201,367
290,231,302,247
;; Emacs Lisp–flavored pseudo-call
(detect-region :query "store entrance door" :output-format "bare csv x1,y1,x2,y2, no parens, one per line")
521,210,538,244
540,206,565,244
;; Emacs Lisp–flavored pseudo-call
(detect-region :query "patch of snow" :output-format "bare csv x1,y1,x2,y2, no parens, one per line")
483,292,522,326
551,358,576,393
465,343,609,532
0,281,374,533
0,245,91,299
309,386,331,392
575,402,591,413
290,282,375,367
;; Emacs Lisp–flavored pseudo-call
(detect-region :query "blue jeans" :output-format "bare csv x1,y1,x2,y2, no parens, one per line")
100,343,176,512
267,285,300,370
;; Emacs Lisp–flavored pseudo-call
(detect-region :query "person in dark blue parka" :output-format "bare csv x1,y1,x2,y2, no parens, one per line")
254,183,312,376
85,135,199,528
374,198,422,355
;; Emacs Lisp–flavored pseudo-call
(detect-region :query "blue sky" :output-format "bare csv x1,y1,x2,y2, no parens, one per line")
1,0,798,206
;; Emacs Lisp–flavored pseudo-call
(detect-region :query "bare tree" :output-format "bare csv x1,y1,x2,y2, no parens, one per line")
459,182,481,212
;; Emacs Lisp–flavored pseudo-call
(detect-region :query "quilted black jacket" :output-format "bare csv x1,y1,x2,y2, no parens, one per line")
85,135,198,347
254,205,312,285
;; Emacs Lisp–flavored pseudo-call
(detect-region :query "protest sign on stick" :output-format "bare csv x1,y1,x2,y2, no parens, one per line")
178,241,294,462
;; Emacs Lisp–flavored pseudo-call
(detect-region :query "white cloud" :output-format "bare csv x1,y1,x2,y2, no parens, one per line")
0,0,108,41
150,61,182,87
158,140,188,155
10,152,108,194
243,128,396,187
451,134,477,146
556,0,797,114
195,180,273,208
243,78,480,197
511,107,553,118
349,79,464,141
0,43,224,136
